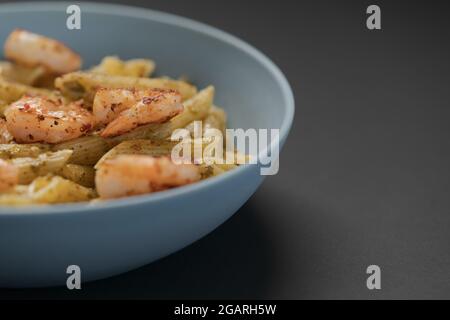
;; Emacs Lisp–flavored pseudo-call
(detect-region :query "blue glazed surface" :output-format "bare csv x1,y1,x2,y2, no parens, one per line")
0,2,294,287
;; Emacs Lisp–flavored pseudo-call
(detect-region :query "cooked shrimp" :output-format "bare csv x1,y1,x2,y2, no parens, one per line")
94,88,183,138
4,29,82,74
0,118,13,144
4,96,94,144
0,159,18,192
93,88,138,125
95,155,201,199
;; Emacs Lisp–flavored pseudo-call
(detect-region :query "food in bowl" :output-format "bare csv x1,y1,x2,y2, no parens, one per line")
0,29,241,205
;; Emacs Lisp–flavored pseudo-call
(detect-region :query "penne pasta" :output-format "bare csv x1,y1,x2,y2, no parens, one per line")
0,61,46,86
0,175,95,205
0,143,51,159
52,135,111,166
185,104,227,136
29,175,96,204
55,71,197,105
90,56,155,78
205,106,227,133
11,149,73,184
59,164,96,188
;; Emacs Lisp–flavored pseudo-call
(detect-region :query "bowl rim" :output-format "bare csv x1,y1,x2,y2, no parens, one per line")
0,1,295,216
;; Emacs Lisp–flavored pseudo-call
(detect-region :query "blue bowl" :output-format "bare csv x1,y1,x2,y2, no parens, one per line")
0,2,294,287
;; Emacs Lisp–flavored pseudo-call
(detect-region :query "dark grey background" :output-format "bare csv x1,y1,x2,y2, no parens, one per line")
1,0,450,299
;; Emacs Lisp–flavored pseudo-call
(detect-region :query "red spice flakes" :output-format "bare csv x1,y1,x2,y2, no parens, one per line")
142,96,162,104
80,123,92,132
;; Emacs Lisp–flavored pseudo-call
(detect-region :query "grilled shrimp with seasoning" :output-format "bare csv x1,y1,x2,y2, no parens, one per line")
4,96,95,144
95,155,201,199
0,159,18,192
4,29,82,74
93,88,184,138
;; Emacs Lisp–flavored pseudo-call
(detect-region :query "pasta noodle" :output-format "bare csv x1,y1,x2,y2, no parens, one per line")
0,175,96,205
52,135,111,166
0,61,46,86
59,164,96,188
55,71,197,105
0,143,51,159
11,150,73,184
90,56,155,78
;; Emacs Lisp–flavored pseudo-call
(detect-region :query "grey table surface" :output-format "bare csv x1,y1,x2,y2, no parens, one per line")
1,0,449,299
